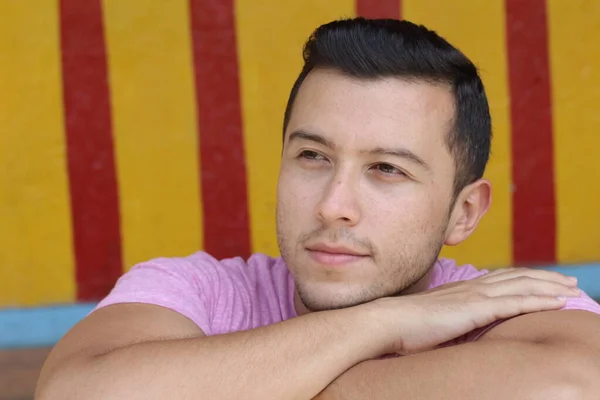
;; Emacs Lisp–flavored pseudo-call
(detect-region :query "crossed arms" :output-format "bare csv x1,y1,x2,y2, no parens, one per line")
36,269,600,400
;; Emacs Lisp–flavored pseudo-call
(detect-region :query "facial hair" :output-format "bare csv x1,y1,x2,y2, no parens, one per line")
276,197,454,312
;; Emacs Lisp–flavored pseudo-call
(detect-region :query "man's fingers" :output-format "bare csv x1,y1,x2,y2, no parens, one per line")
480,277,580,298
480,268,577,287
491,295,567,320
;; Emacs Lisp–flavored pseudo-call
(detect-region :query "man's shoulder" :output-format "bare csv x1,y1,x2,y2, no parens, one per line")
130,251,284,275
94,251,291,334
123,251,292,293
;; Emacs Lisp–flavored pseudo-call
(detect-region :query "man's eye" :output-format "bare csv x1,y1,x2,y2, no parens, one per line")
373,163,406,176
299,150,326,161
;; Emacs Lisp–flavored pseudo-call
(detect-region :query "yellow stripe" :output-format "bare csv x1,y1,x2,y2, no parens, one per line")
0,1,76,306
103,0,202,269
236,0,355,255
403,0,513,268
548,0,600,264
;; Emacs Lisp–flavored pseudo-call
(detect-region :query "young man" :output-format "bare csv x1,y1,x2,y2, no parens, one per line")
38,18,600,400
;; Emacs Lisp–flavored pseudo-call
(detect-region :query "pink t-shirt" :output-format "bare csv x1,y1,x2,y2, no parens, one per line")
94,251,600,342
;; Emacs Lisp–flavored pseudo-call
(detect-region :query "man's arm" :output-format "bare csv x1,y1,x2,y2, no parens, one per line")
36,303,377,400
36,268,578,400
319,310,600,400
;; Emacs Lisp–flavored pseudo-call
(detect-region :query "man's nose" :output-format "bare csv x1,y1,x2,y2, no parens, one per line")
315,174,361,227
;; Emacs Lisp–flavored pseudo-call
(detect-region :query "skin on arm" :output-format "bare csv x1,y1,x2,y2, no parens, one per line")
36,302,378,400
319,310,600,400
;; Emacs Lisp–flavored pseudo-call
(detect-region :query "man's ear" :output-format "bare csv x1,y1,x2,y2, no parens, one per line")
444,179,492,246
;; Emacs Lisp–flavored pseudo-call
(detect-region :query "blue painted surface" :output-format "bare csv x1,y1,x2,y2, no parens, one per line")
539,264,600,299
0,303,96,349
1,264,599,349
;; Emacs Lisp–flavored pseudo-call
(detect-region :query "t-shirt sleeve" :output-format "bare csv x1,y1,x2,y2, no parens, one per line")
562,290,600,313
92,252,222,335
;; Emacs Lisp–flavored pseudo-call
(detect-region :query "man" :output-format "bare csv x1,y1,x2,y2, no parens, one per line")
37,18,600,400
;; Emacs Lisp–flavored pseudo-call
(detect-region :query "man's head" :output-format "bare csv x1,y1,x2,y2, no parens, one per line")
276,18,492,313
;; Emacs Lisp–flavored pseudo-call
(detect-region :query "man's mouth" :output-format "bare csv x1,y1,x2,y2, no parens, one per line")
305,243,370,266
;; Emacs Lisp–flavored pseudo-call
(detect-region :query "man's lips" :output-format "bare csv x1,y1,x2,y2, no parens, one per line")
305,243,370,266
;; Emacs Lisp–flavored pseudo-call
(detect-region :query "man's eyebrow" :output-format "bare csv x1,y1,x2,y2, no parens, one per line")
287,130,335,150
365,147,430,170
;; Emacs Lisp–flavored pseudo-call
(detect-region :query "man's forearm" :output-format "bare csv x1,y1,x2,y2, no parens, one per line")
40,306,379,400
320,339,594,400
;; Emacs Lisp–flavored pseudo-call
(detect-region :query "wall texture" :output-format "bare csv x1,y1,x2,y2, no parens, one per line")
1,0,599,308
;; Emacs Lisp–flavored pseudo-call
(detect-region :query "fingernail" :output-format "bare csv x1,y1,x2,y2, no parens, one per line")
568,276,578,282
556,296,567,301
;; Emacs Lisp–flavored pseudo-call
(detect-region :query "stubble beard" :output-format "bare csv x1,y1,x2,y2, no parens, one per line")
277,217,448,313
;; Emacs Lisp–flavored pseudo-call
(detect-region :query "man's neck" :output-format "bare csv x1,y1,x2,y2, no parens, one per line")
399,267,434,295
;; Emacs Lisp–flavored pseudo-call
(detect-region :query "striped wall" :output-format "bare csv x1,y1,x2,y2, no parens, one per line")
1,0,599,308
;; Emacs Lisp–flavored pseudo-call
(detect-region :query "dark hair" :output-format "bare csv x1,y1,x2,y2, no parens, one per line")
282,18,492,196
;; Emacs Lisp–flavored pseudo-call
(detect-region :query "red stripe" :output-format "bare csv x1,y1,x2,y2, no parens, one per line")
189,0,251,259
506,0,556,265
356,0,401,19
60,0,123,300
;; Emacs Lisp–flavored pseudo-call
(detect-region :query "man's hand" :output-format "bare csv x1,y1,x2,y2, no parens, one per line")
363,268,580,356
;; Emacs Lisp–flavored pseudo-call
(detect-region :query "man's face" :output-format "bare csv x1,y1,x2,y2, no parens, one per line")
277,69,459,312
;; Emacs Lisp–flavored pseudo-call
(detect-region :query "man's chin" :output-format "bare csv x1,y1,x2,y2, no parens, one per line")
298,291,378,312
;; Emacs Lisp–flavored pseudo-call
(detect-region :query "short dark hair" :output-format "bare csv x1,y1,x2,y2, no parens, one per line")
282,18,492,196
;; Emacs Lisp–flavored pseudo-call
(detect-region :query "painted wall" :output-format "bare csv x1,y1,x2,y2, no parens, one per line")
1,0,599,308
